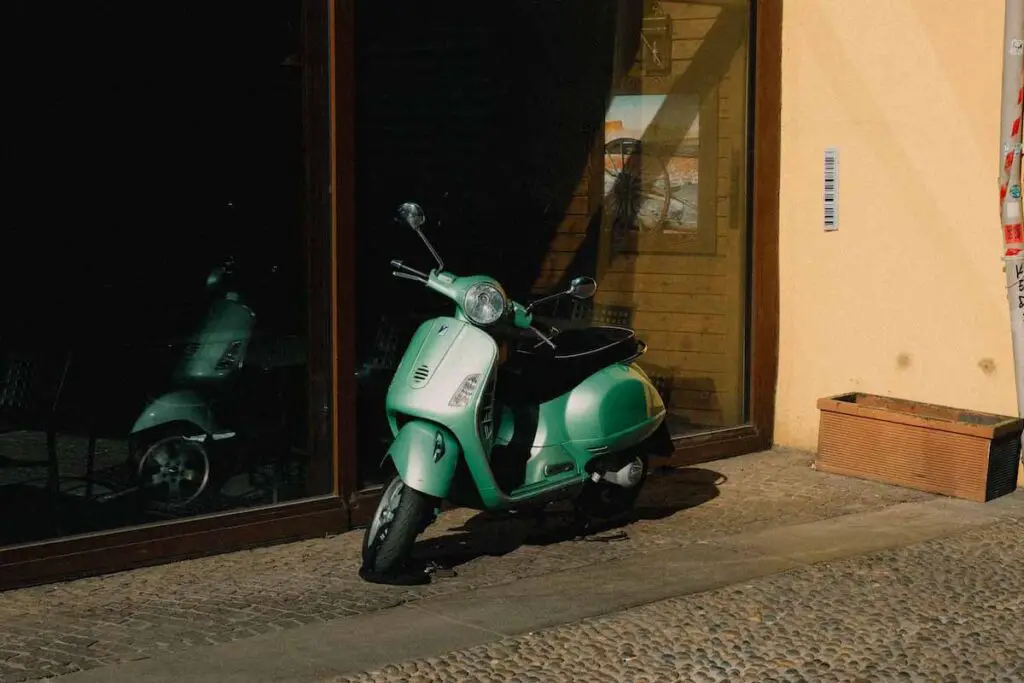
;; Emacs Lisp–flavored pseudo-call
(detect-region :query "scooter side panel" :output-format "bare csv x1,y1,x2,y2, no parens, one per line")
387,420,461,498
533,363,665,449
514,363,665,490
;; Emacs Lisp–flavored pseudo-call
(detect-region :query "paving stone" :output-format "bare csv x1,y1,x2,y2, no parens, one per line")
0,449,936,682
332,519,1024,683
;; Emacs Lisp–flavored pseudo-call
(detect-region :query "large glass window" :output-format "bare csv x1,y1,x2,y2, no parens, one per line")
0,2,332,546
350,1,753,491
593,0,752,436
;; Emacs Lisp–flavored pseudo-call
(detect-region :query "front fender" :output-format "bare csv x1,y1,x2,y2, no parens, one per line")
386,420,461,499
131,390,222,436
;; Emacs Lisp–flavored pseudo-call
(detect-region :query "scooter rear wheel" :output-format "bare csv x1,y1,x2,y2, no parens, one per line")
361,476,435,576
578,452,649,522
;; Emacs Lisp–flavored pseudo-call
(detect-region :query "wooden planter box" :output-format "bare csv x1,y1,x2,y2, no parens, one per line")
816,392,1023,502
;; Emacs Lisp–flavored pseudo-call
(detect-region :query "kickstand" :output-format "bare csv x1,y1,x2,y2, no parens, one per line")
531,508,549,529
424,561,457,579
571,513,594,540
571,510,630,543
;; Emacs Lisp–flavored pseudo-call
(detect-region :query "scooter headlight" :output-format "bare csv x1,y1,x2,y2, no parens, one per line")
463,282,506,326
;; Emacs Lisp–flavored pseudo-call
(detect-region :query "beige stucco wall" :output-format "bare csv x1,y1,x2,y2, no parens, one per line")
775,0,1017,451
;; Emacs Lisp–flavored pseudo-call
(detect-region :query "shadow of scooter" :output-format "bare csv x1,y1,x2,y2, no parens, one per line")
361,466,725,585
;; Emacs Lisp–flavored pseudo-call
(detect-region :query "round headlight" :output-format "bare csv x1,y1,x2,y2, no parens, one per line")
463,282,506,326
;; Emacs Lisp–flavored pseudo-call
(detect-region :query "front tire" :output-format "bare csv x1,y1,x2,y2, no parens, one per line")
131,428,214,508
361,476,435,575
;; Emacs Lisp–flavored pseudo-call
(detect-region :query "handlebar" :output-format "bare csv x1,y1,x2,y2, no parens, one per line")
388,256,558,348
390,259,429,281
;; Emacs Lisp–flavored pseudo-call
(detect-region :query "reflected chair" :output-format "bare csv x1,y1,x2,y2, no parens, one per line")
0,347,73,528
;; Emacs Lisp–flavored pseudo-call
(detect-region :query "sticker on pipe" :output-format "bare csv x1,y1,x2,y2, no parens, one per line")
1012,39,1024,56
1012,185,1022,200
1004,223,1023,243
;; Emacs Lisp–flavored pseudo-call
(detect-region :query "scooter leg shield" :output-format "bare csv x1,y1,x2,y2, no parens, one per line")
385,420,461,499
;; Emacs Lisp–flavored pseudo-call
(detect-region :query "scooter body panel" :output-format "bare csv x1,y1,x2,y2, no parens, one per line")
384,320,668,512
386,420,461,499
385,317,504,505
174,297,255,384
130,389,226,438
385,317,498,440
509,362,666,493
536,362,665,447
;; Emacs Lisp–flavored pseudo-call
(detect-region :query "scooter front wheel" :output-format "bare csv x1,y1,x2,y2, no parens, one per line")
361,476,435,577
136,434,212,507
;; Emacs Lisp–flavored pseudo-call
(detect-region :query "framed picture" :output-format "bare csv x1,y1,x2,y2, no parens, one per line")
601,90,720,256
603,94,700,234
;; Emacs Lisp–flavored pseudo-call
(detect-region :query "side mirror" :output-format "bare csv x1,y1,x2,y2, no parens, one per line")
568,276,597,299
396,201,445,270
397,202,426,231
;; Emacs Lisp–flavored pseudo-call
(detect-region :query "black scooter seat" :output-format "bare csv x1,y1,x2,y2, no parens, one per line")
498,326,645,406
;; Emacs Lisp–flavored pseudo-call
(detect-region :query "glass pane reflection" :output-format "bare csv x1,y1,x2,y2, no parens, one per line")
350,1,754,490
0,1,330,546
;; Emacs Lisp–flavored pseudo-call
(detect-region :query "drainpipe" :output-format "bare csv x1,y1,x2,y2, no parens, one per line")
999,0,1024,486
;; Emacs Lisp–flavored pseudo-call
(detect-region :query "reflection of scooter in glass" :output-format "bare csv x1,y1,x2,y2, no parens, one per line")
361,202,672,580
129,257,255,507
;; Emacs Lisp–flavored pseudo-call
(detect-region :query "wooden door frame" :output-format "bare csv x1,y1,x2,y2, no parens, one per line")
667,0,781,465
0,0,350,591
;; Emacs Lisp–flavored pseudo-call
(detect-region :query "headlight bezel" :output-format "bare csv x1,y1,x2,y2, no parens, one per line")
462,281,507,326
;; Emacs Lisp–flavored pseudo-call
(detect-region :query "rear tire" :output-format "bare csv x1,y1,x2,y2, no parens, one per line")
361,476,435,575
577,452,649,522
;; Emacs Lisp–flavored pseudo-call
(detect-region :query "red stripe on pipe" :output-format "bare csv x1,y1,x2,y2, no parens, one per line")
1004,223,1024,243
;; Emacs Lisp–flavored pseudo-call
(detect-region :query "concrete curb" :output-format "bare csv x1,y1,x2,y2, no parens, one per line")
53,492,1024,683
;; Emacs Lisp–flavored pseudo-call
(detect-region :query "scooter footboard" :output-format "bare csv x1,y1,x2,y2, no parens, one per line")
385,420,461,499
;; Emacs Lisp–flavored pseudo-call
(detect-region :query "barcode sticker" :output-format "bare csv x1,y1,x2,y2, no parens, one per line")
824,148,838,231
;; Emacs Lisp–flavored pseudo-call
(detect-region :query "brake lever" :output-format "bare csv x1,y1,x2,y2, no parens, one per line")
392,271,426,283
390,259,429,280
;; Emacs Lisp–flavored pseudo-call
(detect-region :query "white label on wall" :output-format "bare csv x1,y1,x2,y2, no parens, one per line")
824,148,839,232
1011,39,1024,56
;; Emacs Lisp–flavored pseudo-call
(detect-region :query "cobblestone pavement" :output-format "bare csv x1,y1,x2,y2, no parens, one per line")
0,449,935,682
332,518,1024,683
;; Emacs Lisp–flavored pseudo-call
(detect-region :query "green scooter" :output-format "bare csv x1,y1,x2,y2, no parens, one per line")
361,202,671,578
